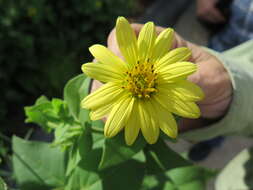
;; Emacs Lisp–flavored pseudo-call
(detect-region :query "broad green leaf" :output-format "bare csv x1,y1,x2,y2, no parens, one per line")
65,166,102,190
141,174,175,190
66,159,145,190
132,151,146,163
64,74,91,124
145,139,191,174
99,133,146,170
12,136,66,190
141,166,215,190
68,126,104,174
216,148,253,190
0,177,7,190
102,160,145,190
66,121,145,190
142,139,216,190
166,166,216,189
141,175,160,190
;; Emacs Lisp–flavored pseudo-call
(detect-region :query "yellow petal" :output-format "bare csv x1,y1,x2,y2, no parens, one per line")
157,62,197,82
170,101,200,118
159,81,204,101
89,44,127,72
156,47,191,70
138,100,159,144
138,22,156,63
151,99,177,138
81,82,124,109
82,62,124,83
159,112,177,138
125,101,140,145
116,17,138,67
151,28,174,63
89,102,114,120
154,89,200,119
104,96,135,137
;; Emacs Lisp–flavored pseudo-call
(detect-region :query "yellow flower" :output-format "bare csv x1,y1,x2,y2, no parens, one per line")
81,17,204,145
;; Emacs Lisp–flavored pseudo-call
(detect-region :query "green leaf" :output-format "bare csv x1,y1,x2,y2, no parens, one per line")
65,131,104,190
145,139,191,174
166,166,216,189
25,95,85,149
65,166,102,190
25,96,72,131
66,123,93,176
66,159,145,190
65,121,145,190
12,136,66,190
0,177,7,190
141,175,161,190
25,96,57,132
102,159,145,190
35,95,50,105
141,139,216,190
141,166,216,190
99,133,146,170
64,74,91,124
52,122,82,149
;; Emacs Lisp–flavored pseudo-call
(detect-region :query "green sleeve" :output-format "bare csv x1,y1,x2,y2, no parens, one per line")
181,40,253,141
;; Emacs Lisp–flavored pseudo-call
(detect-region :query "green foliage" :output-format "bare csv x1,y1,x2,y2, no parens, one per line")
64,74,91,124
25,96,82,149
0,176,7,190
141,166,215,190
144,139,191,174
141,140,216,190
12,136,66,190
0,141,8,161
13,74,217,190
99,133,146,170
0,0,136,128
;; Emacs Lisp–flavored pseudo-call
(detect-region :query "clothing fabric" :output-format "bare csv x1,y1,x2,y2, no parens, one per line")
182,40,253,189
210,0,253,51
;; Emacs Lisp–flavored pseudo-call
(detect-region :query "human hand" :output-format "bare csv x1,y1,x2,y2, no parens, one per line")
91,23,232,132
196,0,226,23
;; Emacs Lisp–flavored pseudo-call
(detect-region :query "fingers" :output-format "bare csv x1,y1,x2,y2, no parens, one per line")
197,0,226,24
107,28,122,58
205,8,226,23
107,22,189,56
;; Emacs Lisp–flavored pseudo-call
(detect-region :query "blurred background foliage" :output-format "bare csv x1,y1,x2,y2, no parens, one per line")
0,0,138,135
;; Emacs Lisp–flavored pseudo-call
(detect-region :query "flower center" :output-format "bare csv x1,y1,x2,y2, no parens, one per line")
123,61,157,98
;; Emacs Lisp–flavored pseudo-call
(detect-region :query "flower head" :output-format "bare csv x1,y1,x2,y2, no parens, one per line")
81,17,204,145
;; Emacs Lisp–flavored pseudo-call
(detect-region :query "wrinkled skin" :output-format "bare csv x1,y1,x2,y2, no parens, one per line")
91,24,232,132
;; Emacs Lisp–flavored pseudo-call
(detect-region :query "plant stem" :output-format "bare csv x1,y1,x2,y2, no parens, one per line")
24,128,34,140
